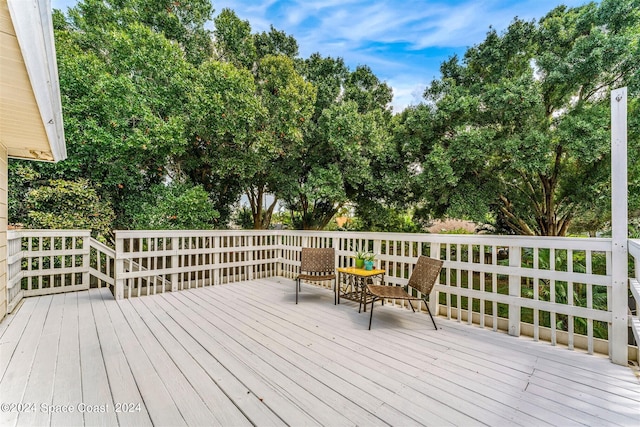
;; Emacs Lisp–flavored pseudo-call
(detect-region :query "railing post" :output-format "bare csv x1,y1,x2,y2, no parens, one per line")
372,239,381,268
82,231,90,289
214,236,221,285
171,236,179,292
508,246,521,337
276,232,282,277
114,232,124,300
247,235,253,281
430,242,441,318
610,87,628,365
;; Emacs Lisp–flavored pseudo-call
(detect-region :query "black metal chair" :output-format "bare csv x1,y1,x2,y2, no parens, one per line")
366,256,443,330
295,248,336,304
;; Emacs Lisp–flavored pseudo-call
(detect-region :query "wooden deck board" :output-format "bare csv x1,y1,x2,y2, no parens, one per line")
98,288,187,426
175,291,381,426
50,292,84,427
133,296,280,426
117,298,216,426
76,290,118,427
18,293,66,427
159,290,336,426
1,279,639,427
204,280,491,426
0,296,40,382
231,280,572,426
127,297,253,427
185,285,427,426
89,289,153,426
0,295,53,427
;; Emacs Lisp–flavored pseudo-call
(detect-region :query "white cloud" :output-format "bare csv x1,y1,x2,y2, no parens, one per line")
388,79,428,112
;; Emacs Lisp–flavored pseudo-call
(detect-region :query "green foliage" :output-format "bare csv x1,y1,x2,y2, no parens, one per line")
182,59,263,222
409,0,640,236
8,162,42,225
70,0,213,65
243,52,317,229
254,25,299,59
22,0,635,237
233,207,255,230
353,203,424,233
363,252,377,262
210,10,317,228
440,228,474,235
127,183,219,230
283,58,395,229
37,2,201,230
25,179,115,239
630,217,640,239
213,9,256,69
25,4,405,233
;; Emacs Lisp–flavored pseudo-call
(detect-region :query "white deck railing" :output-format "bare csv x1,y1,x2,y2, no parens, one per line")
276,231,617,357
113,230,280,298
6,229,637,363
629,239,640,364
7,230,114,312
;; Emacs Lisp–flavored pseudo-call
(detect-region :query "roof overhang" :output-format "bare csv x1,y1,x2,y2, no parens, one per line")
0,0,66,162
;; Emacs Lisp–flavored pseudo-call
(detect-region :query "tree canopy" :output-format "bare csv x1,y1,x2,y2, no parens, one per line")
9,0,638,237
403,0,639,236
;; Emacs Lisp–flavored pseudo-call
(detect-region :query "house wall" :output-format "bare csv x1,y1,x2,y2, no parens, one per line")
0,143,7,320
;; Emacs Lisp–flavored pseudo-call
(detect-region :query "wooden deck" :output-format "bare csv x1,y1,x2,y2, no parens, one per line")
1,278,639,427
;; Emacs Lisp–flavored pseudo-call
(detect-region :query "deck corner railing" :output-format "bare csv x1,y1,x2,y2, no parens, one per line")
6,230,114,313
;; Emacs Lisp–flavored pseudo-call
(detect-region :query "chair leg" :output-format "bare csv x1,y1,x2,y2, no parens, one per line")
423,297,437,330
408,300,416,313
296,278,299,304
334,278,337,305
368,296,378,330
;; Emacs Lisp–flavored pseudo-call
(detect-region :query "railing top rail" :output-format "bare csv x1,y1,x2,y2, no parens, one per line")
8,229,91,238
630,239,640,258
89,238,115,257
10,229,615,252
276,230,613,250
114,229,281,238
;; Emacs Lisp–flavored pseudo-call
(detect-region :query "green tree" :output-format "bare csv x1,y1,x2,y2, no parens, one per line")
181,59,264,223
128,183,219,229
283,57,395,229
212,10,315,229
248,54,316,229
25,179,115,239
8,163,42,226
213,8,256,69
23,1,209,230
413,0,640,236
69,0,213,65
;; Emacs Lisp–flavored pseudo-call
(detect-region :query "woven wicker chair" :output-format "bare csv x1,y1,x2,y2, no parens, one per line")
366,256,443,330
296,248,336,304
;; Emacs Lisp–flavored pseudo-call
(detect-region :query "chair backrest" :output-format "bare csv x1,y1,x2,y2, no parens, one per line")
407,256,443,295
300,248,335,274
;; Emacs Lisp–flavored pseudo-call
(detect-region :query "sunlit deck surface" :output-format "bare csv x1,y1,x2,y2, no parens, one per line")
2,278,639,427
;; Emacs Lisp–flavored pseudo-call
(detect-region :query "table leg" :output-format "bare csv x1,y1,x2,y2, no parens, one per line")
359,277,367,313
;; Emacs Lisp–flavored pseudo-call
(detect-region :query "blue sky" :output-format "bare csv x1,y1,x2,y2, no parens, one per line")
52,0,591,111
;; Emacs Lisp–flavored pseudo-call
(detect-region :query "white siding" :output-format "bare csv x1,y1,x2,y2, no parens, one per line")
0,143,7,319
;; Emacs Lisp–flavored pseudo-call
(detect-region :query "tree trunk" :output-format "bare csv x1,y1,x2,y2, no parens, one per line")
247,185,278,230
500,170,572,236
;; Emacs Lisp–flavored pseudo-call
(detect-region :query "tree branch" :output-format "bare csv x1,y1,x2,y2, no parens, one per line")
499,194,536,235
